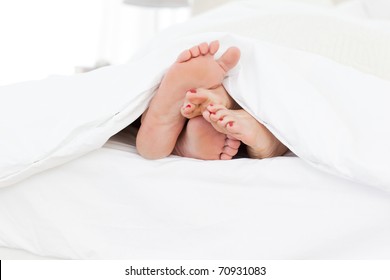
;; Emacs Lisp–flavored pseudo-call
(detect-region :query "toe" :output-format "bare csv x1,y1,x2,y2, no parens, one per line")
217,46,241,72
210,108,229,122
199,42,209,55
220,152,232,160
207,104,227,112
222,145,239,157
186,90,209,106
190,45,201,57
177,49,192,62
218,115,234,128
225,119,241,134
226,138,241,150
181,103,195,117
202,110,212,122
209,40,220,55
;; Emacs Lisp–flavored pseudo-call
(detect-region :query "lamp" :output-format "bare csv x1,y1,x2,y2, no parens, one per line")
123,0,190,8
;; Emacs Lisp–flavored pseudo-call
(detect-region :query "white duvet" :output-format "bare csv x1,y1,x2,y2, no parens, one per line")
1,0,390,191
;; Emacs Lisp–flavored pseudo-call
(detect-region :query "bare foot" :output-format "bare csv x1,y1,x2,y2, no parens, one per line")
173,116,241,160
205,104,288,159
136,41,241,159
181,86,238,119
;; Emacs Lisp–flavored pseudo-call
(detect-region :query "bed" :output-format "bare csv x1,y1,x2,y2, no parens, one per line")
1,127,390,259
1,0,390,260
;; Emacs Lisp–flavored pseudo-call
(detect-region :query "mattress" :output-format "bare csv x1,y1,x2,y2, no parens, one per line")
0,128,389,259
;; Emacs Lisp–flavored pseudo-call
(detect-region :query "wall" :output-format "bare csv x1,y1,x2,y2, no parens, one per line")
0,0,104,86
0,0,190,86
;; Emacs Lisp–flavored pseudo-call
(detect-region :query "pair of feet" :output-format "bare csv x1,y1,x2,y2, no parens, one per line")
136,41,288,160
178,87,288,159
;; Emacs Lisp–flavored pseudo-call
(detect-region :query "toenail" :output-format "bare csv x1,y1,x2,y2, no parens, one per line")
189,89,197,93
228,121,234,127
209,103,214,106
186,104,191,108
219,117,224,121
211,112,216,115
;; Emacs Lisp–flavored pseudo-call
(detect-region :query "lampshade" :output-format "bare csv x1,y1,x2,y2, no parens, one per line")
123,0,190,8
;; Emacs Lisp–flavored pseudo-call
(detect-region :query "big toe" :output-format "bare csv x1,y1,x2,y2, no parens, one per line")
217,46,241,72
181,102,196,118
185,90,208,105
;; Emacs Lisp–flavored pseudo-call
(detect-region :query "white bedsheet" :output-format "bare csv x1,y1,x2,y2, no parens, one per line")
0,246,56,260
0,131,389,259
